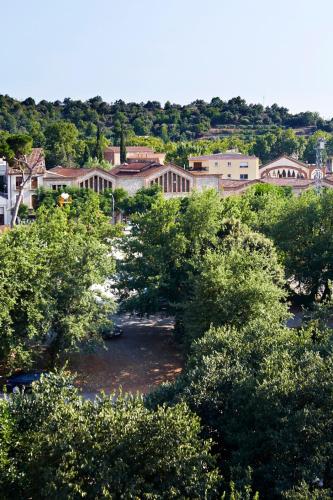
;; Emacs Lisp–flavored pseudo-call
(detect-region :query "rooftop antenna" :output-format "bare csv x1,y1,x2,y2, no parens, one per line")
315,138,325,194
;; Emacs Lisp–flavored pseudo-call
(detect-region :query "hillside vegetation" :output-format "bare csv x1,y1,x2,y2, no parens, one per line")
1,94,333,166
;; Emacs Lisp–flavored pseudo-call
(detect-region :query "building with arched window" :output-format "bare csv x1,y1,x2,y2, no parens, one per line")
260,155,320,180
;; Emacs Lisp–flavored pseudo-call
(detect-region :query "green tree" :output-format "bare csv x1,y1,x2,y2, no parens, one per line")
92,124,107,162
81,142,91,166
302,130,330,164
269,188,333,301
0,203,115,369
120,123,127,163
44,120,79,166
0,372,220,499
0,132,36,227
149,320,333,497
183,226,288,344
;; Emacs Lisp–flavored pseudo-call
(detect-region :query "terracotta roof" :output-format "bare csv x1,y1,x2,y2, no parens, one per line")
110,161,160,176
262,178,314,187
321,175,333,185
189,153,257,161
46,166,117,179
259,155,311,170
134,163,190,178
220,179,259,189
110,162,193,179
47,167,87,178
105,146,154,153
8,147,45,175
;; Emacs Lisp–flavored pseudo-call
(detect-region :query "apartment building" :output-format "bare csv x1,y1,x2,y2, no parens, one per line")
188,152,259,180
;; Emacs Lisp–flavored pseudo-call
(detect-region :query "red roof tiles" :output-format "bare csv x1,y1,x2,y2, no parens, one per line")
8,148,45,174
105,146,154,153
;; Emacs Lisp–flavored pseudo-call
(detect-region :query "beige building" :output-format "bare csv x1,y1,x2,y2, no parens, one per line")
188,152,259,180
2,148,333,228
104,146,166,166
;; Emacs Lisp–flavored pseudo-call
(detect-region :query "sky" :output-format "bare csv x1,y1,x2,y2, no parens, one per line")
1,0,333,116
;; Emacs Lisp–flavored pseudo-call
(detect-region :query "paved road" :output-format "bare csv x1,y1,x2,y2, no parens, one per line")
70,315,183,397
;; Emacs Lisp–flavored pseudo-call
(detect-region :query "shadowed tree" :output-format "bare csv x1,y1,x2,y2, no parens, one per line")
0,133,44,227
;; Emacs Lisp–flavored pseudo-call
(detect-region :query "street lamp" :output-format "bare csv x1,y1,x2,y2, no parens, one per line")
109,192,115,224
58,192,72,207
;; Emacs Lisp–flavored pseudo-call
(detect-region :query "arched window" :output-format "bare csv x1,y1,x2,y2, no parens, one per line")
150,171,191,193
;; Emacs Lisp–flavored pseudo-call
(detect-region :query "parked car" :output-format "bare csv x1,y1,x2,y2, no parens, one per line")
102,324,124,340
1,371,46,393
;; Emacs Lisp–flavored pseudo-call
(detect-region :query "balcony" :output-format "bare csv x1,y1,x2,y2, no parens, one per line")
189,166,208,172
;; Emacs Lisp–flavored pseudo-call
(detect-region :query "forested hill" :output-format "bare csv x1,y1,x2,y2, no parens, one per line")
1,94,333,168
1,94,332,143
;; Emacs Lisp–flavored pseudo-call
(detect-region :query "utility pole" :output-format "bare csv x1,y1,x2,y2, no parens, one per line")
110,192,115,224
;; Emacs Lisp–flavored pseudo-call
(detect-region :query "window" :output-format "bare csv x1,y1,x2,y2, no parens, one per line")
227,161,232,167
0,176,6,193
16,176,23,189
31,177,38,189
240,162,248,168
193,162,202,170
214,161,218,167
240,174,248,180
227,174,231,178
31,194,38,210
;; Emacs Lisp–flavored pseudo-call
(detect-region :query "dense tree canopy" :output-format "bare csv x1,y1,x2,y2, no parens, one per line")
0,200,116,369
148,319,333,497
0,93,332,167
0,372,219,498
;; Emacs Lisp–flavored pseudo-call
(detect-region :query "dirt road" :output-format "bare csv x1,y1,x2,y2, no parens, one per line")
69,315,183,397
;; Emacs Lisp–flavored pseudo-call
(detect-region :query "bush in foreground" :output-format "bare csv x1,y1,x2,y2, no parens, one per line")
0,372,219,499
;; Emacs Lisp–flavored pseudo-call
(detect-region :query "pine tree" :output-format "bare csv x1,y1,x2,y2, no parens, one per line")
94,125,104,162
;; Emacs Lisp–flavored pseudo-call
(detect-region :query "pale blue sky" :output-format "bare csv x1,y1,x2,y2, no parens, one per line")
1,0,333,116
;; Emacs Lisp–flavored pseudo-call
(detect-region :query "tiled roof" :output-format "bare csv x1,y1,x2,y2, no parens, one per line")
45,166,117,179
27,148,45,168
110,162,192,179
262,178,314,187
47,167,88,178
324,175,333,184
111,161,160,176
189,153,257,161
8,147,45,174
220,179,259,189
105,146,154,153
259,155,312,170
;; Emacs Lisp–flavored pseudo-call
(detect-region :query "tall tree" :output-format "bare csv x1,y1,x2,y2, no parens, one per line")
183,227,288,344
81,143,91,166
120,124,127,163
0,202,115,369
93,125,104,162
0,133,41,227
